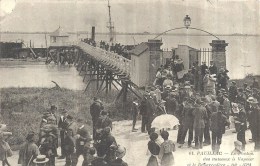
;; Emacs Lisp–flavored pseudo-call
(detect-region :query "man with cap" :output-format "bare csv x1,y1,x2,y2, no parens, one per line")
72,118,92,166
18,132,40,166
192,98,208,149
90,97,104,140
110,145,128,166
57,109,68,159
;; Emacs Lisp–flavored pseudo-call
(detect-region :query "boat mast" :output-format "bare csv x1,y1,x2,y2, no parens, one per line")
107,0,115,44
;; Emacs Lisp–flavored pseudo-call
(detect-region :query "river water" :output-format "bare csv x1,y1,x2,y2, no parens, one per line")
0,62,86,90
0,33,259,88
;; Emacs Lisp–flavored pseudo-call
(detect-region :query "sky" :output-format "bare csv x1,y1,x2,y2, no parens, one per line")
0,0,259,34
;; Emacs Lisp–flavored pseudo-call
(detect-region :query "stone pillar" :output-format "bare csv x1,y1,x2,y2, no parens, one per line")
209,40,228,70
147,39,163,85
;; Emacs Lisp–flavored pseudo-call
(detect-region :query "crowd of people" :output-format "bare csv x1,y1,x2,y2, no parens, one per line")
99,41,131,59
46,48,78,65
0,101,129,166
129,59,260,165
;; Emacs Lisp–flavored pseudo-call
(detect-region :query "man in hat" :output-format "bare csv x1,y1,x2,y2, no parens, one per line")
209,61,217,75
66,115,78,138
57,109,68,159
91,146,108,166
223,93,231,120
110,145,128,166
72,118,92,166
229,81,238,103
90,97,104,140
210,106,230,152
165,92,178,116
131,97,139,132
47,105,58,125
234,107,247,150
200,62,208,91
96,127,117,163
179,97,195,148
95,110,112,133
192,98,208,149
203,69,216,95
18,132,40,166
247,97,260,150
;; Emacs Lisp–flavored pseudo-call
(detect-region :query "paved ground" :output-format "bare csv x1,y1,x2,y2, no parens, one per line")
8,120,260,166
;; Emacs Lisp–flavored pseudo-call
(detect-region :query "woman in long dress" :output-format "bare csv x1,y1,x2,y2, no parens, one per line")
159,131,175,166
147,132,161,166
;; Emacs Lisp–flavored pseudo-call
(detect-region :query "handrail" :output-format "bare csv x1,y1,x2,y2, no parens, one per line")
76,41,131,76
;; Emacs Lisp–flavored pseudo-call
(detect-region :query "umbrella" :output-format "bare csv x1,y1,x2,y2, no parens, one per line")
151,114,179,130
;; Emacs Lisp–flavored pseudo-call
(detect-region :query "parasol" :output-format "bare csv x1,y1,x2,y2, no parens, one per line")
151,114,179,130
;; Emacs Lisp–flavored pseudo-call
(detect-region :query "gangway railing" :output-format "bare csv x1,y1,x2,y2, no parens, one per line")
75,41,131,76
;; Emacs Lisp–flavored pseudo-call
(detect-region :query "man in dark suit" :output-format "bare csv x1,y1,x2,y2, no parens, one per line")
58,109,69,159
72,118,92,166
90,97,104,140
95,110,113,140
209,61,217,75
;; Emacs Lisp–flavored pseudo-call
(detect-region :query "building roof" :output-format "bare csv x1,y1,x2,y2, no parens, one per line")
50,27,69,37
129,42,149,56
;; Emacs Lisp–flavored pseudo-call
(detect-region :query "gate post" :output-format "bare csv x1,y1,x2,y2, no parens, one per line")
209,40,228,70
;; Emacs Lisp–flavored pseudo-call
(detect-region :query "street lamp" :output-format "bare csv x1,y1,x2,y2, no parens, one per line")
184,15,191,29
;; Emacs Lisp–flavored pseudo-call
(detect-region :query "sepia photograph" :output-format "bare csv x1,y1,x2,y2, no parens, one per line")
0,0,260,165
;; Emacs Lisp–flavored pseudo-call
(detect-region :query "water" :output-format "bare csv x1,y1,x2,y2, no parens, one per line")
0,63,86,90
1,33,260,79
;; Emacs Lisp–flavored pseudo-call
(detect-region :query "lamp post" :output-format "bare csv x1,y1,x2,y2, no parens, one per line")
184,15,191,29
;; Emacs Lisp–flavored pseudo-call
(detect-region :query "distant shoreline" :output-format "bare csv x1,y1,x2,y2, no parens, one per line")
0,32,259,37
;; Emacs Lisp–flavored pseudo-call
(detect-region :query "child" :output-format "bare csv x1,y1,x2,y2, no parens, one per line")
159,131,175,166
147,132,160,166
231,141,243,155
